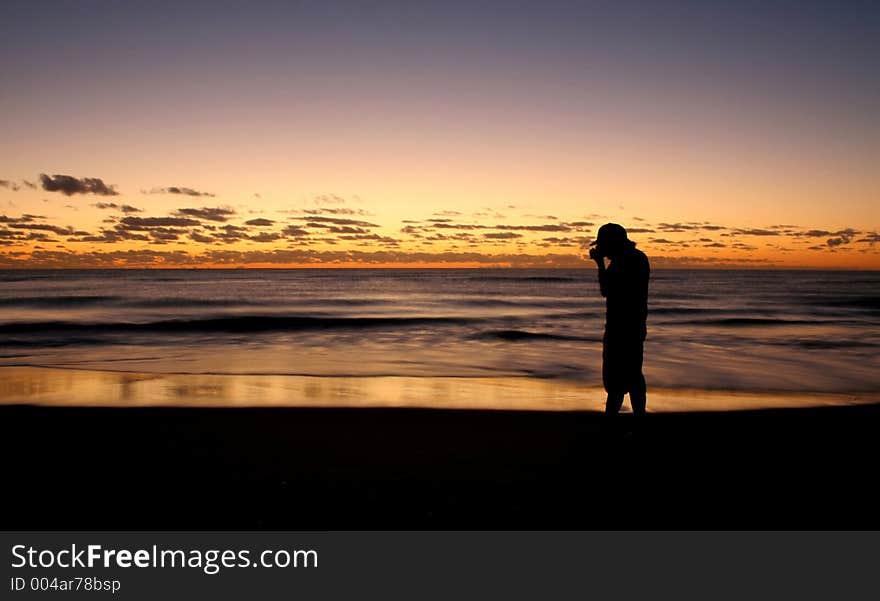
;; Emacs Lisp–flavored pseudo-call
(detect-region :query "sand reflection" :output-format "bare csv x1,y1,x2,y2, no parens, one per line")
0,366,876,411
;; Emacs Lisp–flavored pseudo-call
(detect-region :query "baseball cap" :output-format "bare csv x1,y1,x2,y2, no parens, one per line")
589,223,629,247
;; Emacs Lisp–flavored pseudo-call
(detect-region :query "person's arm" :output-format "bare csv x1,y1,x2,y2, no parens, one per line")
595,256,608,297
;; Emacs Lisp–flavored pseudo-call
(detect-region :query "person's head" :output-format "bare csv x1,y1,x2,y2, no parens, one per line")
590,223,635,258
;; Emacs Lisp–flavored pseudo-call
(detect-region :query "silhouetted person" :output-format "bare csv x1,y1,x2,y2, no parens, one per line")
589,223,650,416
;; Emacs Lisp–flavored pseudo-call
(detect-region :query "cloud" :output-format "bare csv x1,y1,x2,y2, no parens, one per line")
312,194,348,206
650,255,772,268
399,225,424,236
793,229,831,237
824,229,859,248
826,234,852,247
291,216,379,228
336,234,400,244
301,208,373,216
484,232,523,239
211,231,246,244
93,202,142,213
563,221,594,227
657,222,699,232
2,246,783,269
2,248,201,268
832,228,859,238
248,232,282,243
0,214,38,224
430,222,487,230
658,222,726,232
322,226,370,234
495,224,571,232
188,232,215,244
8,222,75,236
148,227,185,242
119,216,201,229
542,237,575,244
4,197,875,267
0,214,89,243
1,248,593,268
146,186,215,197
282,225,310,237
731,228,780,236
40,174,118,196
0,179,37,192
174,207,236,222
71,230,150,243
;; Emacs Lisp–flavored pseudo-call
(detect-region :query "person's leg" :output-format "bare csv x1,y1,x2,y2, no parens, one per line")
602,332,627,437
627,338,647,415
602,391,625,440
629,373,646,415
602,332,622,415
605,392,625,414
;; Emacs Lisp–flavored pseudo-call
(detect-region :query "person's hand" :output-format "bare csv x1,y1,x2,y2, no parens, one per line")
588,247,603,262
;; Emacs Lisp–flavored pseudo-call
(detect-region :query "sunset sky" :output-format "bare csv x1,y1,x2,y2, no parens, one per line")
1,1,878,268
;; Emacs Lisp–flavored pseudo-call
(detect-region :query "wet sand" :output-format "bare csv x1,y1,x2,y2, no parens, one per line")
1,366,876,411
3,401,878,530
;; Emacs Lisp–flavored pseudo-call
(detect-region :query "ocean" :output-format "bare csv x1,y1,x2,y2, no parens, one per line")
0,268,877,403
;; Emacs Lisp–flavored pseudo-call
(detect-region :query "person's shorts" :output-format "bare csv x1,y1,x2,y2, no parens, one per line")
602,330,645,395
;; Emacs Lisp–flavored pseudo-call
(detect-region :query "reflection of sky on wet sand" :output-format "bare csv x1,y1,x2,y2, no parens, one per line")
1,367,876,412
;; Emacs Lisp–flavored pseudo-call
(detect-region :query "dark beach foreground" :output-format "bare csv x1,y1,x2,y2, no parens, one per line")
3,404,878,530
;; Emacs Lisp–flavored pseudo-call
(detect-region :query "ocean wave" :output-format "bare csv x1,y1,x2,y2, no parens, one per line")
648,307,729,315
471,329,592,342
665,317,832,327
803,296,880,313
784,340,880,350
463,275,581,283
0,295,124,307
0,314,480,334
0,337,118,347
0,296,397,310
456,298,585,309
117,297,390,309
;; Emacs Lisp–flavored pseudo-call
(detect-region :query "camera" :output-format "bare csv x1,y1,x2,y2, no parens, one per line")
588,246,604,261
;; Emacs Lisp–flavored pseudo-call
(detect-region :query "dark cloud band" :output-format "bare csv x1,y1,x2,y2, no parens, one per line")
40,174,118,196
